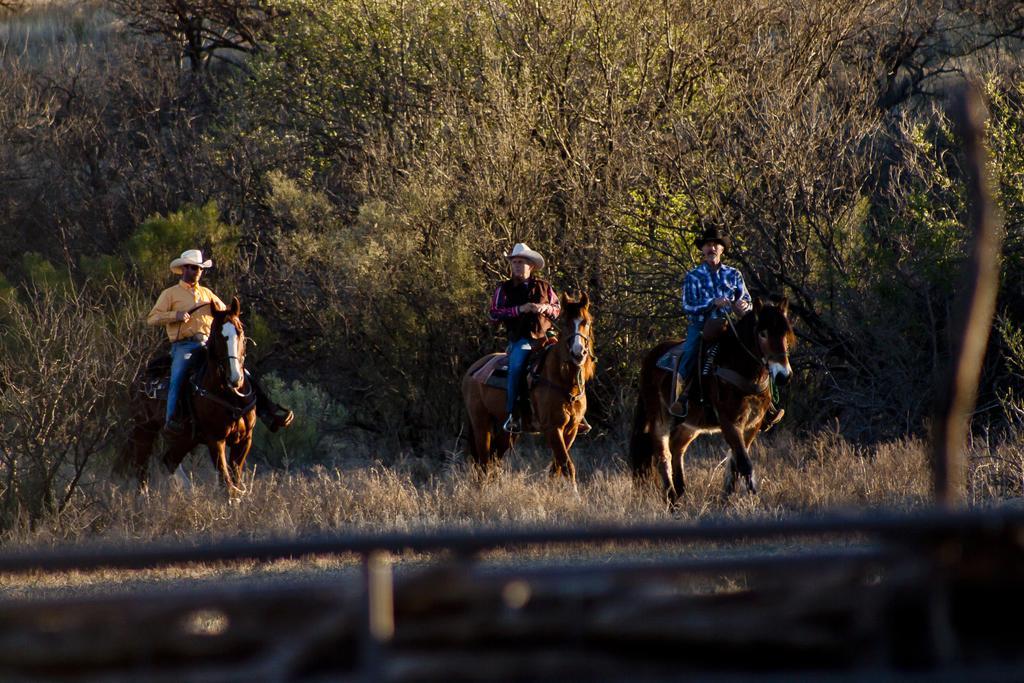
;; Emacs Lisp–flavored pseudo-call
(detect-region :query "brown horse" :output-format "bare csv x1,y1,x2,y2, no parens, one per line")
117,297,257,496
462,293,596,488
630,298,794,504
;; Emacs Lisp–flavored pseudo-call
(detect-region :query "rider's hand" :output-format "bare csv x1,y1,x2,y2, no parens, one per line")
713,297,730,309
175,311,191,323
734,300,750,314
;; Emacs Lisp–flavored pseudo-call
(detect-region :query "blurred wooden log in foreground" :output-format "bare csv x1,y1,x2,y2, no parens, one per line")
931,83,1005,507
1,516,1023,681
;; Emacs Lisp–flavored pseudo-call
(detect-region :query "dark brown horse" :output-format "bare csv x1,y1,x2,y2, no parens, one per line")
117,297,257,496
630,298,794,504
462,293,596,488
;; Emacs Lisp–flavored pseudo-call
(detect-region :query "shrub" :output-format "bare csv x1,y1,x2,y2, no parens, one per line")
126,201,240,287
0,281,150,529
249,374,348,470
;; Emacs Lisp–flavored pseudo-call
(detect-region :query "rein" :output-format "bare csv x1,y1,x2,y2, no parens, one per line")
716,308,783,403
722,308,766,368
534,326,593,402
173,301,217,343
192,318,254,421
192,373,256,421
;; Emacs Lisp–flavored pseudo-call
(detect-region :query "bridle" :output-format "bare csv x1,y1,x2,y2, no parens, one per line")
717,307,789,405
534,313,595,403
563,313,595,364
192,316,255,418
723,308,789,369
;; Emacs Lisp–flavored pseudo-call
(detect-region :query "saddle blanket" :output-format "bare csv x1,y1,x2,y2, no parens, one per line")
656,343,685,373
471,354,511,391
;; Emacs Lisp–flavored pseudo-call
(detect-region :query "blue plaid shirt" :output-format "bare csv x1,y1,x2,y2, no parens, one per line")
681,262,751,324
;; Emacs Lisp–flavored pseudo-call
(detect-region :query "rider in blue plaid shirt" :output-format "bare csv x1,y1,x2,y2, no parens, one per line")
670,227,751,417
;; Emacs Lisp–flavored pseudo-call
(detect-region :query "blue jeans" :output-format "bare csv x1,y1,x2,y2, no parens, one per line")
166,340,203,424
677,321,704,384
506,338,533,414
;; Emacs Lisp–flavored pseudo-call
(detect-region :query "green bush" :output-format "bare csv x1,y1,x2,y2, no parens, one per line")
126,201,240,286
249,373,348,469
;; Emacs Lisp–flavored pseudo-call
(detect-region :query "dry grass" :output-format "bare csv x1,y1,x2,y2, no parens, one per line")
1,428,1021,596
7,428,1021,547
0,0,116,61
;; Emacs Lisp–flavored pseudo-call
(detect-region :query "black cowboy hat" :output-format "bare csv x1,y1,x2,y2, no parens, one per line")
694,227,732,252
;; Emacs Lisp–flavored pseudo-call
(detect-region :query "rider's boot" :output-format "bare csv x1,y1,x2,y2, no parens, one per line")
163,414,186,437
251,373,295,432
258,404,295,432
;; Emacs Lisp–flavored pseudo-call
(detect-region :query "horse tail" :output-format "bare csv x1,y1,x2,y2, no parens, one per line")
628,390,653,481
629,340,680,481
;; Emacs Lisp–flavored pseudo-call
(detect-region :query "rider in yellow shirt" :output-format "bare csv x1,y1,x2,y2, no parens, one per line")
148,249,293,435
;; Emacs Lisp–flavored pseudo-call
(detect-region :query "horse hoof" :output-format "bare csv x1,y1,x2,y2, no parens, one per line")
746,473,758,495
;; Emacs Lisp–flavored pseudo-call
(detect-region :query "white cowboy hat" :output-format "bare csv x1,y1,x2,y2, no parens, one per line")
504,243,545,270
169,249,213,275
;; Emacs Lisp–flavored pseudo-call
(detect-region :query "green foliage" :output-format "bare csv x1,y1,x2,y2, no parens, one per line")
126,201,240,286
997,316,1024,430
246,313,276,362
80,254,127,282
0,272,14,302
266,170,487,431
21,252,70,290
250,373,348,469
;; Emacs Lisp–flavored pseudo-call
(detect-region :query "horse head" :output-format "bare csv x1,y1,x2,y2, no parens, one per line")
209,296,247,394
752,296,794,386
559,292,594,368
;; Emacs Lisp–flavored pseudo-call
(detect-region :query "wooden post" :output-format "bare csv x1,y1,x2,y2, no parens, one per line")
361,550,394,680
931,84,1004,506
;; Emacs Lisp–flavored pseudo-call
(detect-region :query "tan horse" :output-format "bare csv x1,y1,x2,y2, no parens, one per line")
462,293,596,488
116,297,257,496
629,298,794,504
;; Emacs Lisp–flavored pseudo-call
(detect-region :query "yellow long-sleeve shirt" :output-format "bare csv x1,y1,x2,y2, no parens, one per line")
147,281,226,343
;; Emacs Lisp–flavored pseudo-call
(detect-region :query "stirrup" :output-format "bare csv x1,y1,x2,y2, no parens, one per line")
761,408,785,432
502,414,521,434
668,398,688,419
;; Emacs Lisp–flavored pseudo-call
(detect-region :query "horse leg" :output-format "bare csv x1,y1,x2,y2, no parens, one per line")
207,440,242,496
650,420,677,506
545,427,577,492
229,431,254,494
116,426,155,489
159,434,194,478
495,427,515,462
741,423,761,494
719,421,754,498
466,402,493,471
669,425,699,505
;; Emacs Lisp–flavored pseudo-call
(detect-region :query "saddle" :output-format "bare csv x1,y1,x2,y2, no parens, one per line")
661,335,759,408
138,349,208,409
